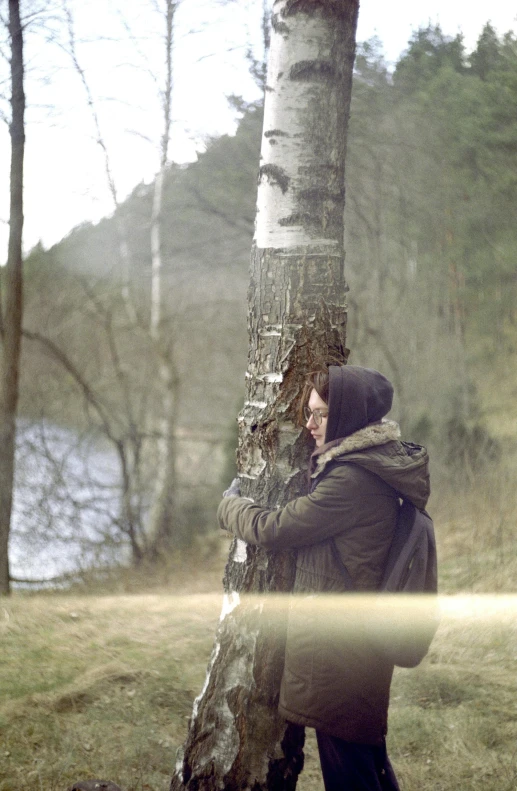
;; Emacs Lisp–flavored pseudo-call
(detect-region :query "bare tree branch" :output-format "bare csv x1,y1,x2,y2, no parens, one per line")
60,0,140,324
115,8,160,91
62,1,118,206
186,183,254,232
22,328,119,443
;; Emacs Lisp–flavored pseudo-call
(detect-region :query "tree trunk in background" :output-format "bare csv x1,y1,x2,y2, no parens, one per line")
146,359,182,552
147,0,182,554
65,0,183,558
0,0,25,596
170,1,358,787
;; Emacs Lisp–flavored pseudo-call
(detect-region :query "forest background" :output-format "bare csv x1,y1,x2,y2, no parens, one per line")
1,6,517,790
8,16,517,588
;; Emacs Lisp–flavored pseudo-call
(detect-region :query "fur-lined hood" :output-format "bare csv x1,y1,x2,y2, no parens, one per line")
311,419,430,510
311,419,401,476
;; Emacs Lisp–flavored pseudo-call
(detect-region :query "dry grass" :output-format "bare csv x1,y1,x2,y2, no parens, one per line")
430,461,517,594
470,321,517,445
0,593,222,790
2,445,517,789
1,589,517,791
388,597,517,791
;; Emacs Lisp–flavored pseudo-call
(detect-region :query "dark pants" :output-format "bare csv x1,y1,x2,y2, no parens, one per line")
316,731,401,791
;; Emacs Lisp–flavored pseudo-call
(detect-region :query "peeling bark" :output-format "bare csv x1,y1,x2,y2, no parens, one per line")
170,1,358,787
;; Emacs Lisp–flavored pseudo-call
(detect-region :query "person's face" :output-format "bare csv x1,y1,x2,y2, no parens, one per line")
305,388,329,448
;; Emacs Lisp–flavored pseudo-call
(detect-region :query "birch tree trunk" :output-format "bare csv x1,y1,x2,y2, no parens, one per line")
146,0,182,554
0,0,25,596
170,0,358,787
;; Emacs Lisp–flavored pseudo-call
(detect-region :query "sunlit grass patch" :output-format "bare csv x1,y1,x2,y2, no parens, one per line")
387,596,517,791
297,595,517,791
0,594,222,790
1,592,517,790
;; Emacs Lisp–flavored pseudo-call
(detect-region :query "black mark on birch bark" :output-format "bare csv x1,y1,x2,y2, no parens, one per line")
284,0,359,22
290,60,335,82
259,164,290,194
265,129,289,138
278,213,312,227
271,13,289,35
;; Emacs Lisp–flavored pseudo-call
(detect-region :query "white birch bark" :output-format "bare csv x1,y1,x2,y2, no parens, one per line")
146,0,181,553
170,1,359,789
150,0,174,340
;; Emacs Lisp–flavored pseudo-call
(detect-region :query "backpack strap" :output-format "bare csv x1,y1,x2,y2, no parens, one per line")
379,499,417,588
331,499,436,596
381,503,437,594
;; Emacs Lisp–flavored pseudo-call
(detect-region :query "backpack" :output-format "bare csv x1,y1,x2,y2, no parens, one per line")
331,499,439,668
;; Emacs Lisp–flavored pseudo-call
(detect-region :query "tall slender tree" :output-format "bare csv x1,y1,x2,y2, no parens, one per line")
59,0,185,558
146,0,182,554
0,0,25,595
170,1,358,788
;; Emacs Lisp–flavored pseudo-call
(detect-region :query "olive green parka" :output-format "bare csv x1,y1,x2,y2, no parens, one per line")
217,419,430,744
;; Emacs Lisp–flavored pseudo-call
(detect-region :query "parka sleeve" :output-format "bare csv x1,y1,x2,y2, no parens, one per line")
217,466,372,550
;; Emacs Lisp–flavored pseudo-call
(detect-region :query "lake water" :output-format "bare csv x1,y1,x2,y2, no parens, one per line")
10,421,123,584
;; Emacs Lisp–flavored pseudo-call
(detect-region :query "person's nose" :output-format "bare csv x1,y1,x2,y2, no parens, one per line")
306,412,316,429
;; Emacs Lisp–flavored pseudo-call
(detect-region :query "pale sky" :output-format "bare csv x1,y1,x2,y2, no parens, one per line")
357,0,516,65
0,0,515,259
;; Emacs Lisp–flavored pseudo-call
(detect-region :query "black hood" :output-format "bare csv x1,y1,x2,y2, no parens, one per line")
325,365,394,442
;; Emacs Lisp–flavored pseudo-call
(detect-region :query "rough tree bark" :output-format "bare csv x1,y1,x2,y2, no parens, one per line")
0,0,25,596
170,0,358,788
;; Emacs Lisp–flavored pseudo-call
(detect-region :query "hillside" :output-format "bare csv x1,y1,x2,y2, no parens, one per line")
13,23,517,577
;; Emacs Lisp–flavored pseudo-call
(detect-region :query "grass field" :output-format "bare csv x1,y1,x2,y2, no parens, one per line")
1,585,517,791
3,398,517,791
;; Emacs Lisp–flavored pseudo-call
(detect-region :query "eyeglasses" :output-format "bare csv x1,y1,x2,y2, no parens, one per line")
303,406,329,426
